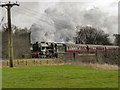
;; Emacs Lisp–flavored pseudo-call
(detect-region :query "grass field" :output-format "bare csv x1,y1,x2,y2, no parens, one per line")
2,65,118,88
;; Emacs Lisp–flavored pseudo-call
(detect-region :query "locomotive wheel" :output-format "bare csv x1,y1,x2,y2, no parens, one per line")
36,54,38,58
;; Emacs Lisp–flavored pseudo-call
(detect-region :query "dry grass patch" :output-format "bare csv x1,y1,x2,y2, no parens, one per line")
82,63,118,70
70,60,118,70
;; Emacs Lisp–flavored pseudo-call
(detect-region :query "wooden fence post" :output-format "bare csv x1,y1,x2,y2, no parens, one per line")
17,60,19,65
73,53,75,61
7,61,9,66
47,60,48,64
34,60,36,65
26,60,27,66
40,60,41,65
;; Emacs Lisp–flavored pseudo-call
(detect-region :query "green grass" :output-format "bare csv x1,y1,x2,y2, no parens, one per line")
2,65,118,88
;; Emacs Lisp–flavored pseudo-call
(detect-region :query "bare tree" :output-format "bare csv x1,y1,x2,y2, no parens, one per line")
74,26,112,45
1,24,31,59
113,34,120,46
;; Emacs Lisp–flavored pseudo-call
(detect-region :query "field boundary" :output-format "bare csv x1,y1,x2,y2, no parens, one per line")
1,58,118,70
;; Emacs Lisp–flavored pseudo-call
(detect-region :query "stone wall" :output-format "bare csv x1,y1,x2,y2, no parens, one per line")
57,51,119,65
58,52,96,63
58,53,74,62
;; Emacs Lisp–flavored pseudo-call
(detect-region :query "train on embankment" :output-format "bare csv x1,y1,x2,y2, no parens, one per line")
31,42,119,58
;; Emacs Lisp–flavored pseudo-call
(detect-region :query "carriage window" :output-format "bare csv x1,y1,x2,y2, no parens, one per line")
76,47,77,50
67,47,69,50
81,46,84,50
69,47,71,50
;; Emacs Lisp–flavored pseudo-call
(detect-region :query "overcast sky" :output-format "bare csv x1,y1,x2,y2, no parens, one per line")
1,0,118,29
0,0,119,43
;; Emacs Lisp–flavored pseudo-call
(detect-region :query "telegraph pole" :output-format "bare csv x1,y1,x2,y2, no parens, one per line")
0,2,19,67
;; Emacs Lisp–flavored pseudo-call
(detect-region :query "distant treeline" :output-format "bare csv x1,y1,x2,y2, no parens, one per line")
74,26,114,45
1,24,31,59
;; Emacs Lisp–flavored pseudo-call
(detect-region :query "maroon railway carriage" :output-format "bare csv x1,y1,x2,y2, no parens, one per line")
66,44,88,52
65,44,119,53
66,44,105,53
87,45,105,52
105,46,119,52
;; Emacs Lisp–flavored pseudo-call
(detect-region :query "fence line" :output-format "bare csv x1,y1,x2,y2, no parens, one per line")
2,51,119,67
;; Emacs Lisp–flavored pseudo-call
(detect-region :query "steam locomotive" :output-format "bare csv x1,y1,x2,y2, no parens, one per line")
31,42,119,58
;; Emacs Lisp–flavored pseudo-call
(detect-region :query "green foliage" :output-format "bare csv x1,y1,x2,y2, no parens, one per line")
2,65,118,88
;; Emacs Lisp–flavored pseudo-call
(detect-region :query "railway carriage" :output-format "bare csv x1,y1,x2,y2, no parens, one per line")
87,45,105,52
66,44,87,52
105,46,119,52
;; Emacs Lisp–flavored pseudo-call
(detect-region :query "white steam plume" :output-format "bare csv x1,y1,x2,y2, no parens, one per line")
30,1,118,44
